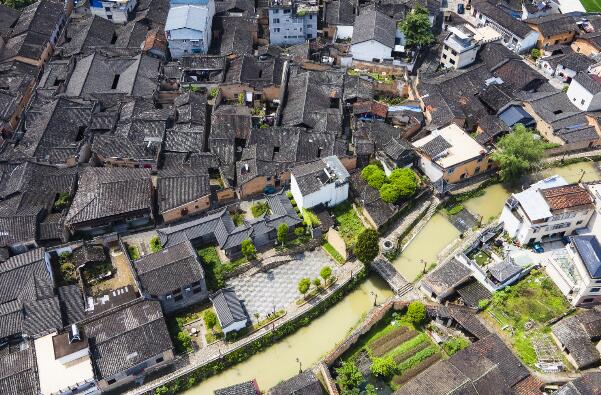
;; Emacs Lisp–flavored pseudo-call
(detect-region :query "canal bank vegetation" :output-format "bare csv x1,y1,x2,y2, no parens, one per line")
334,302,448,392
481,269,570,368
152,268,369,395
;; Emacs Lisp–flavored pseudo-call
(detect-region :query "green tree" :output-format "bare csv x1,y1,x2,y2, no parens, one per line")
399,5,434,48
298,277,311,295
177,331,192,350
277,223,289,245
367,168,386,190
241,239,256,260
361,164,381,180
335,361,364,391
491,123,545,183
354,229,379,264
406,301,427,325
531,48,541,60
443,337,470,356
389,168,418,197
154,385,170,395
150,236,163,253
320,266,332,283
203,310,217,332
380,183,401,203
302,209,321,228
313,277,321,288
370,355,397,378
365,384,377,395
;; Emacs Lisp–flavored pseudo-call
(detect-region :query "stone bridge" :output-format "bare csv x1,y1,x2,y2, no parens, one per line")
371,255,413,297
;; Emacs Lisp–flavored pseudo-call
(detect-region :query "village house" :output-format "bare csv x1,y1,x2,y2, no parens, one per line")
324,0,355,41
350,8,396,63
413,123,492,186
157,170,211,223
0,341,39,395
551,307,601,370
268,0,318,46
470,0,539,53
65,167,154,236
210,288,249,335
525,13,578,48
132,240,208,313
441,24,501,70
216,380,261,395
90,0,137,23
567,72,601,112
267,370,324,395
165,3,215,59
500,175,594,245
572,31,601,57
290,156,350,210
82,299,174,391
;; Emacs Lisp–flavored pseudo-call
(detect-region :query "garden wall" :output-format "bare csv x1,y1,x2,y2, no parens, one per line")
326,229,347,260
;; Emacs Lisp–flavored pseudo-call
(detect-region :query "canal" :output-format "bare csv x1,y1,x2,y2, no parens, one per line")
184,276,394,394
185,161,600,393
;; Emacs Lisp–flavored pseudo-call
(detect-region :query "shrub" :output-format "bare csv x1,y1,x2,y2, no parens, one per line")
177,331,192,350
531,48,541,60
447,204,464,216
367,169,386,190
286,191,293,198
127,245,140,260
298,278,311,295
150,236,163,253
237,92,245,105
313,278,321,287
442,337,470,356
53,192,70,210
335,361,364,391
370,355,397,378
320,266,333,282
302,209,321,228
241,239,256,260
231,211,245,226
208,87,219,99
361,164,381,180
380,183,401,203
251,201,270,217
294,226,306,237
203,310,217,331
389,168,418,197
354,229,379,264
406,301,426,325
277,223,289,245
478,299,491,310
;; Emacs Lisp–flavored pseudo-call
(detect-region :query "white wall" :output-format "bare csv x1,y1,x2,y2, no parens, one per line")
567,78,601,111
222,319,247,334
91,0,136,23
335,25,353,40
291,174,348,210
417,155,443,183
351,40,392,62
290,175,305,209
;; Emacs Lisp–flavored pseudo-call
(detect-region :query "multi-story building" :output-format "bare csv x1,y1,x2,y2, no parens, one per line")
90,0,136,23
165,3,215,59
500,175,594,245
268,0,318,46
441,24,501,69
290,156,350,210
566,72,601,112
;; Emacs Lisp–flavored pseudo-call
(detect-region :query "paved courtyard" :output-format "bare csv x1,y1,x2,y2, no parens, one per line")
226,249,336,322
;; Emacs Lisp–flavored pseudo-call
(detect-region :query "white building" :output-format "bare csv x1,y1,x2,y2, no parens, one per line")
567,72,601,111
35,328,98,395
165,3,215,59
471,0,539,53
210,288,248,335
441,24,501,69
350,8,396,62
90,0,136,23
500,175,594,245
290,156,350,210
268,0,318,46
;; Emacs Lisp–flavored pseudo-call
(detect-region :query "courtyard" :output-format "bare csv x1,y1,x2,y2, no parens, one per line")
226,249,337,322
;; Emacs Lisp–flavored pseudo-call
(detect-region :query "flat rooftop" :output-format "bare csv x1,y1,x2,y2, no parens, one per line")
35,333,95,395
413,123,487,168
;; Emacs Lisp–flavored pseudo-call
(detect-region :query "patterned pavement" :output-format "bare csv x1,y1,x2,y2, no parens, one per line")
226,249,335,322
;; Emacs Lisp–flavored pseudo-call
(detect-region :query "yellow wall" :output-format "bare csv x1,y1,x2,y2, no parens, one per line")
161,194,211,223
572,38,601,57
443,156,493,183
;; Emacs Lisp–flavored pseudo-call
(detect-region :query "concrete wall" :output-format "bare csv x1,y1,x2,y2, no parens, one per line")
326,228,347,260
350,40,392,62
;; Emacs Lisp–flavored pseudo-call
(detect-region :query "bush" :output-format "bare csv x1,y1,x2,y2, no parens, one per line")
478,299,491,310
203,310,217,331
294,226,306,237
367,170,386,190
286,191,293,198
442,337,470,356
298,278,311,295
208,87,219,99
231,211,245,226
389,168,418,198
380,183,401,203
406,301,426,325
241,239,256,260
251,201,270,217
53,192,70,210
361,164,381,180
150,236,163,253
177,331,192,350
335,361,364,391
447,204,464,216
290,199,297,207
302,209,321,228
370,355,397,378
127,245,140,260
277,223,289,245
354,229,379,264
531,48,541,60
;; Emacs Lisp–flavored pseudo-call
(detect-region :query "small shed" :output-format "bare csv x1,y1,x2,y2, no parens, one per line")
210,288,248,335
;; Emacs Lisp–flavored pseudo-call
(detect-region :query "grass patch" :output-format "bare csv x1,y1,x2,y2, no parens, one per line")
485,269,570,367
446,204,464,216
471,250,491,266
322,242,345,265
126,244,140,260
197,246,225,291
581,0,601,12
251,201,270,217
166,305,207,353
442,336,470,356
331,201,366,248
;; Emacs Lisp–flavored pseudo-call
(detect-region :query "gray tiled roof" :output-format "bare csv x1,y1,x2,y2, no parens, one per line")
215,380,260,395
210,288,247,328
66,167,152,227
325,0,356,26
157,172,210,213
552,309,601,369
420,135,451,158
84,299,172,379
0,342,38,395
525,13,577,38
134,241,204,296
268,370,324,395
291,156,350,196
574,72,601,95
422,257,472,297
473,0,534,39
351,8,395,48
555,373,601,395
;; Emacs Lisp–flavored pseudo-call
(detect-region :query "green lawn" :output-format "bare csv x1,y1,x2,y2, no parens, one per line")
581,0,601,12
331,201,366,248
486,269,570,367
322,242,346,265
197,246,247,291
471,251,491,266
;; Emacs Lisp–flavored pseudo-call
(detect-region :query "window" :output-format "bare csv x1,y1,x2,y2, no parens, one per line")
309,14,313,19
107,14,112,19
156,357,164,363
591,288,601,292
306,33,312,38
442,54,447,59
448,167,455,174
273,18,280,23
284,9,290,13
107,379,117,385
583,298,594,303
274,28,280,32
581,99,585,105
577,220,584,225
449,58,455,65
105,6,110,10
307,24,312,28
174,295,183,301
272,9,278,13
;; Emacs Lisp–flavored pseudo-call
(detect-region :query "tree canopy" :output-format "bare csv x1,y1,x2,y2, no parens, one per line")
320,266,332,282
354,229,379,264
203,310,217,330
406,301,427,325
388,168,418,198
277,223,289,245
399,5,434,48
380,183,401,203
298,277,311,294
491,123,545,183
241,239,256,260
335,361,364,392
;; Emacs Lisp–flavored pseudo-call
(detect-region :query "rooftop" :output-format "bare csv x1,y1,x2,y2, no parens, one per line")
210,288,247,328
291,155,350,196
413,123,487,169
571,235,601,279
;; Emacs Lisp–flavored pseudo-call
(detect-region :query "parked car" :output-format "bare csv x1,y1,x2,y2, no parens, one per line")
533,242,544,253
457,3,465,13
